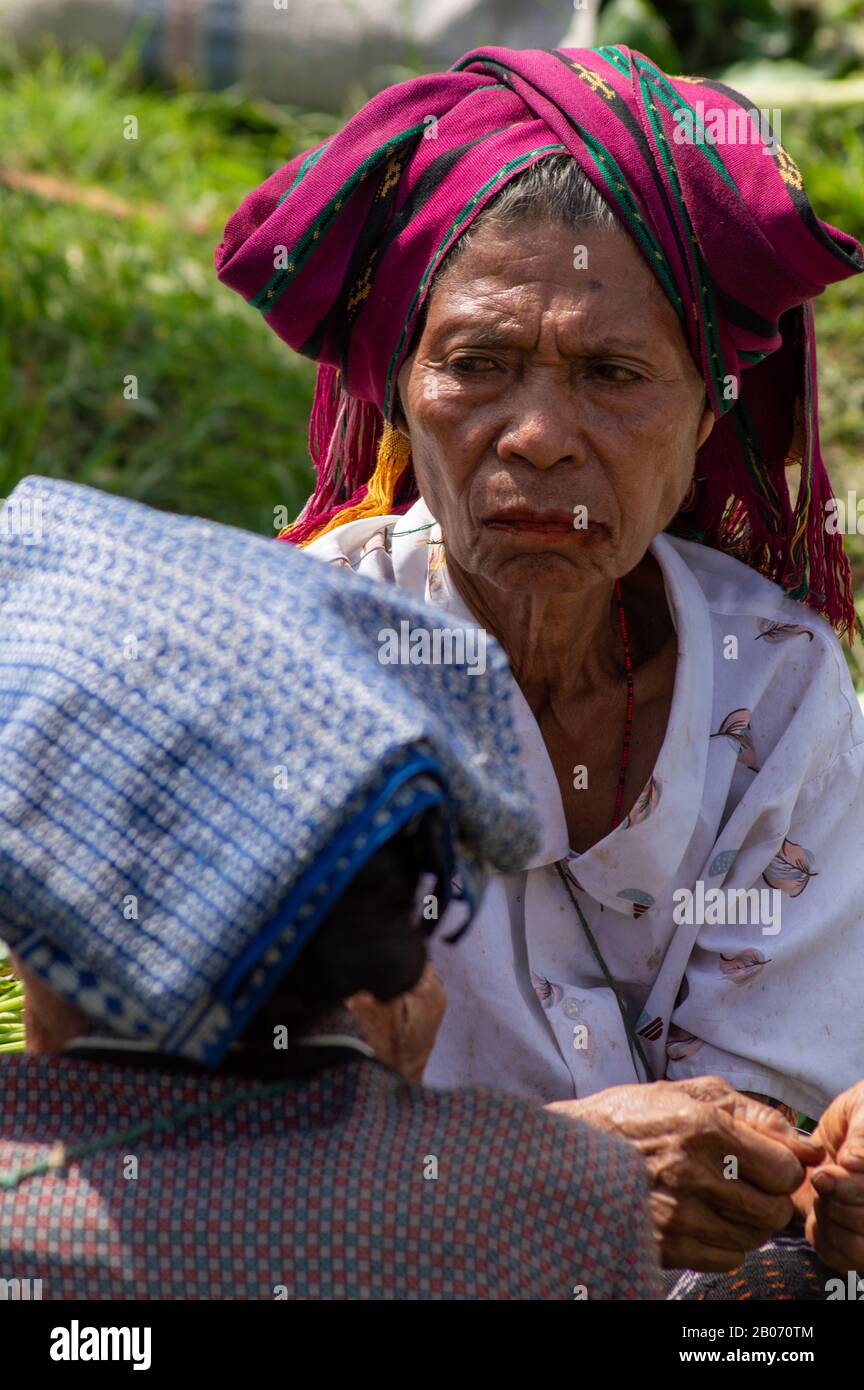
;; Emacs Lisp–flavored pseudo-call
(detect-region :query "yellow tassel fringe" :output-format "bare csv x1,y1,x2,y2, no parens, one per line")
298,422,412,546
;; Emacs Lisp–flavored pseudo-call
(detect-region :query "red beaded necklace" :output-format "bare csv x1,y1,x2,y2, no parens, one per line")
610,578,634,833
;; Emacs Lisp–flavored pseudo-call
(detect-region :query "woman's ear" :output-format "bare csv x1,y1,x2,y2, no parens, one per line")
390,404,407,439
391,403,410,438
392,363,413,438
696,401,715,451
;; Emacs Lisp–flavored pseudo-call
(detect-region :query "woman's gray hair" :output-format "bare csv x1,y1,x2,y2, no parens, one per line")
408,154,621,350
449,152,620,252
438,153,622,280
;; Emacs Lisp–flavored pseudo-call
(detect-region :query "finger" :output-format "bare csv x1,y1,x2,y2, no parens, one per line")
810,1210,864,1276
836,1095,864,1169
705,1178,793,1236
812,1231,854,1276
654,1188,777,1260
655,1189,777,1256
719,1116,806,1195
728,1095,824,1166
812,1164,864,1204
668,1111,804,1220
678,1075,738,1106
813,1196,864,1239
679,1137,796,1228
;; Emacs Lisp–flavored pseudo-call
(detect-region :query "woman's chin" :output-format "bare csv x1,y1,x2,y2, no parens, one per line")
482,546,615,592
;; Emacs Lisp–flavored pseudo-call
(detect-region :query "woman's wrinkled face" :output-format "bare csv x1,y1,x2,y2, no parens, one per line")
395,219,714,592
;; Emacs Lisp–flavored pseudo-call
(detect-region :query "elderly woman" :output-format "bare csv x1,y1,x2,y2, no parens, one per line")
216,45,864,1291
0,476,664,1300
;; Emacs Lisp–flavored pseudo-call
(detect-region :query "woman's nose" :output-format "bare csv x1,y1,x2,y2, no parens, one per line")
495,371,585,471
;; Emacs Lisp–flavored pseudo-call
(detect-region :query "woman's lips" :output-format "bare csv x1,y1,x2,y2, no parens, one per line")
484,512,604,537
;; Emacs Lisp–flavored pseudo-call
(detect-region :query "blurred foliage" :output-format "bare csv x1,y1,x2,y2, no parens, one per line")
596,0,683,72
0,37,337,534
599,0,864,77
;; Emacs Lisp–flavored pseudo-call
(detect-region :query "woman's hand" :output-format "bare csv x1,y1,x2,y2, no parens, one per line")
548,1075,822,1271
793,1080,864,1274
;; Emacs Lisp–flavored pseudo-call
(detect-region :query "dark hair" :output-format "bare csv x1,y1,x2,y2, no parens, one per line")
240,818,441,1042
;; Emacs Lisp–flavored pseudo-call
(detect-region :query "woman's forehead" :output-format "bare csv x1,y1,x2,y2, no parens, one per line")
418,221,679,348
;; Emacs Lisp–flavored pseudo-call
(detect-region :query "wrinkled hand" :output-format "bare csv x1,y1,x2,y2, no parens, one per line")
793,1080,864,1274
346,963,446,1083
548,1075,822,1272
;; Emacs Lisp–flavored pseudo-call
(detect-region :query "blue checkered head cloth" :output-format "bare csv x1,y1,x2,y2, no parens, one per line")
0,477,538,1063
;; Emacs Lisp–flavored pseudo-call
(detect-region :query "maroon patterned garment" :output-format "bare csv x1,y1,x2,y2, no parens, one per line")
0,1052,660,1300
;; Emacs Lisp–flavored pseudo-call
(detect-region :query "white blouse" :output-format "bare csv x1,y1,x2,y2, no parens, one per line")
306,498,864,1119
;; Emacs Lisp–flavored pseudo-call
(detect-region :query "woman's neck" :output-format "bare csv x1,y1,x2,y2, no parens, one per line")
446,552,664,716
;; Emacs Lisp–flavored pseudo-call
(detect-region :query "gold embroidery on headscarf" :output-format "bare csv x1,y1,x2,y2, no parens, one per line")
347,249,379,317
775,145,804,191
569,62,617,102
378,153,405,200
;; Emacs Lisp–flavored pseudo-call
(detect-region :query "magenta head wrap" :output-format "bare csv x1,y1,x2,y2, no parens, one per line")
216,44,863,634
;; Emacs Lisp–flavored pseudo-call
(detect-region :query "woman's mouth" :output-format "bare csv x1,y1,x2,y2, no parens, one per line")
484,510,604,538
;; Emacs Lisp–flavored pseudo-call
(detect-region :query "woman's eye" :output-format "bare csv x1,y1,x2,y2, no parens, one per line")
592,363,642,383
448,356,498,375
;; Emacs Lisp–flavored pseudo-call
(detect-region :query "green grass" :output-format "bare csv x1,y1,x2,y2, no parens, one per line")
0,40,862,685
0,40,338,533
